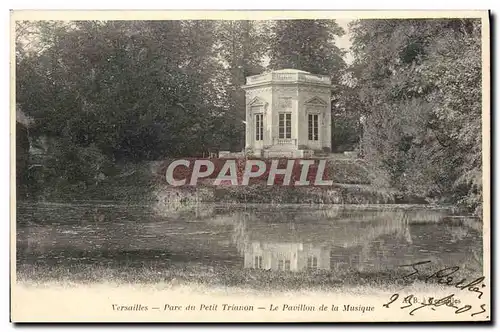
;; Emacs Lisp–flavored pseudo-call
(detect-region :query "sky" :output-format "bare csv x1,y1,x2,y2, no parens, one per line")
336,19,354,64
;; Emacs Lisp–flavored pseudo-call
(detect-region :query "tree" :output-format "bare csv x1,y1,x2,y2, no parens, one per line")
268,19,346,82
212,20,269,151
16,20,234,199
349,18,483,214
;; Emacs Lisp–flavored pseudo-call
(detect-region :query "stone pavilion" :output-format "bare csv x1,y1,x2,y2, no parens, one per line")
241,69,332,158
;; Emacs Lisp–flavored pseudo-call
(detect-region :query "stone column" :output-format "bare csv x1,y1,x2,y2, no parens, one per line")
245,103,252,150
324,106,332,151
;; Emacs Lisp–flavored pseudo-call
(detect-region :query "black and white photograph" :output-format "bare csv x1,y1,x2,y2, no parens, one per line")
10,10,490,323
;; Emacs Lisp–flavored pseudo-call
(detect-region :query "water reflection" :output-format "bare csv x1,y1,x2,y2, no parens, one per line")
16,203,482,279
223,207,482,274
244,242,331,271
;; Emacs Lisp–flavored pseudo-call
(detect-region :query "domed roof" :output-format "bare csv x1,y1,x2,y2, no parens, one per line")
272,68,310,74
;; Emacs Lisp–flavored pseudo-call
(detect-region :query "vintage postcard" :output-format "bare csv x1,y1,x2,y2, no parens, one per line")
10,10,491,323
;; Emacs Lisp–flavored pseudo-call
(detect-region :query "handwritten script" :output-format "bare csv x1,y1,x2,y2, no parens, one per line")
382,261,488,319
383,293,487,317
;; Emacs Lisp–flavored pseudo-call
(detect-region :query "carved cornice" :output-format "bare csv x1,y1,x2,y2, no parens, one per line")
245,85,330,96
298,86,331,95
272,86,298,93
245,86,273,95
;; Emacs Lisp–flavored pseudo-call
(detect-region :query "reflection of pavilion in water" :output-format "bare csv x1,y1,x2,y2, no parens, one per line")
231,210,415,272
246,241,330,271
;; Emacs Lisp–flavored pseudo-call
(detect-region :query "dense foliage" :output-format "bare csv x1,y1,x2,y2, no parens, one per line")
16,19,484,214
267,20,346,84
350,19,483,214
16,21,270,199
15,19,347,200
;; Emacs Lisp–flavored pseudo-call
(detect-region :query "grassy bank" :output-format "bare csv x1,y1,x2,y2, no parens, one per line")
16,261,475,291
20,162,158,203
154,183,398,205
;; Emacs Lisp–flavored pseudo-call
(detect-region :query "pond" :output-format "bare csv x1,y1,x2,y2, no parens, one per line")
16,202,483,287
